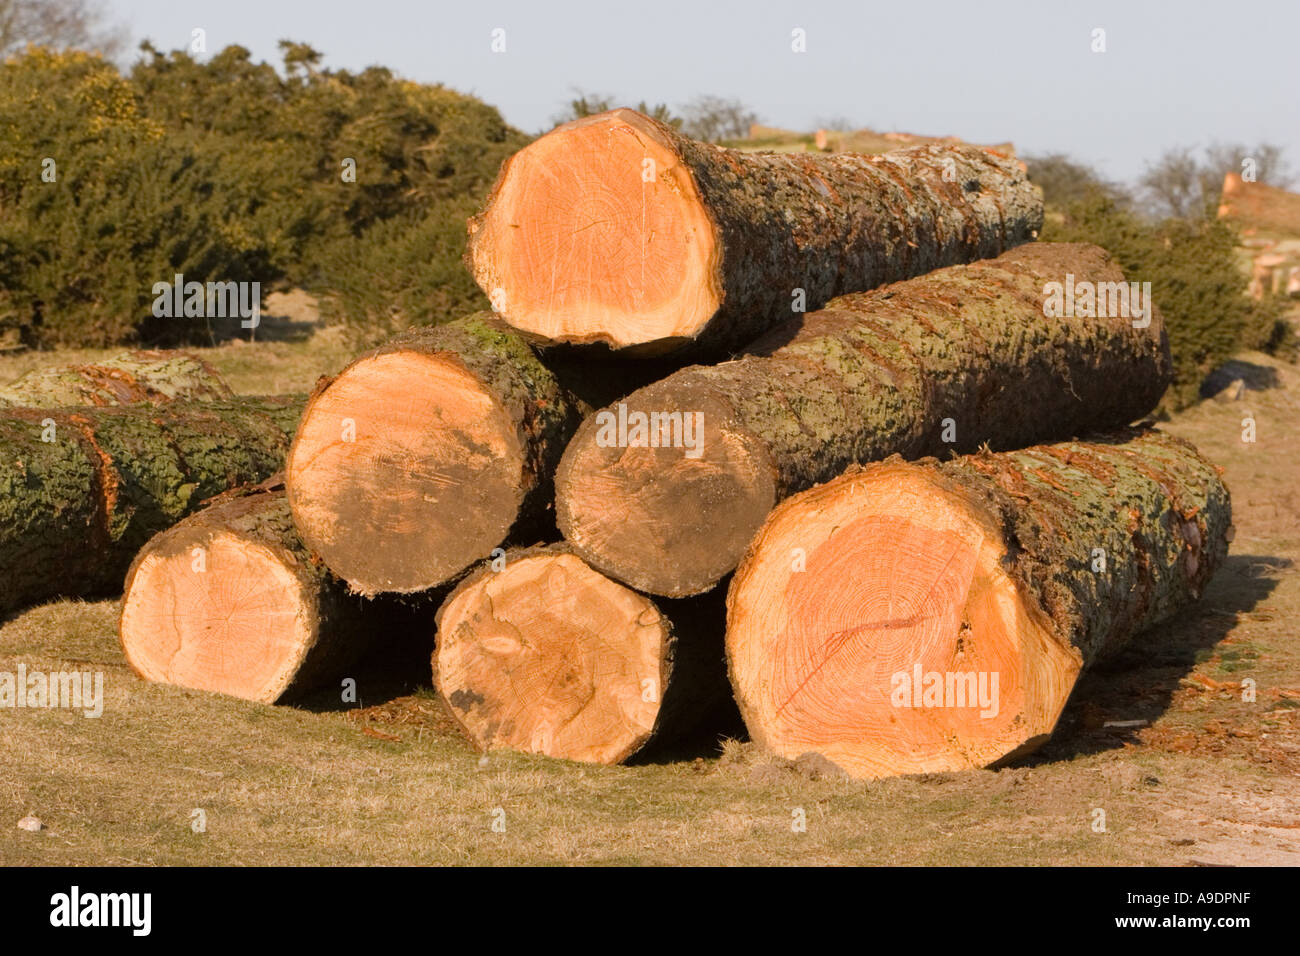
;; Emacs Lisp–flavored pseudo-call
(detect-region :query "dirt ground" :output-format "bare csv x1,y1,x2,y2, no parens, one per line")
0,344,1296,866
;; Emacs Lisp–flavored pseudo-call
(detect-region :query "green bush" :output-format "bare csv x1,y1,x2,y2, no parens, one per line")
0,42,527,347
1043,191,1288,408
316,201,494,345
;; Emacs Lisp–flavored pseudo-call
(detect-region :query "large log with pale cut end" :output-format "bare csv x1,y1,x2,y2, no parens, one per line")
556,242,1172,598
285,314,676,598
0,350,233,408
285,314,583,596
433,545,737,765
467,108,1043,355
0,396,301,614
120,486,380,703
726,429,1231,780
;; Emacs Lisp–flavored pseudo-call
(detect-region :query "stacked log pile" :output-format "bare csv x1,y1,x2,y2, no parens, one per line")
84,110,1233,778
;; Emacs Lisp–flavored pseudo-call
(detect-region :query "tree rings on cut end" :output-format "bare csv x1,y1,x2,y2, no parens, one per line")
726,463,1080,779
287,349,525,594
556,380,777,597
121,531,316,704
434,550,672,764
468,108,721,350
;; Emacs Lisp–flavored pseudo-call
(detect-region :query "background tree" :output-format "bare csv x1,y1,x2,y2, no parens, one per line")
1139,146,1221,220
0,0,127,59
1205,141,1295,189
1024,153,1130,208
1140,141,1294,219
1043,191,1290,407
679,94,757,142
549,89,680,130
813,115,858,132
0,41,526,347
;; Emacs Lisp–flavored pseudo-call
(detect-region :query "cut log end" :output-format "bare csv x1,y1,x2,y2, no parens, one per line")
468,109,720,349
727,464,1080,779
121,531,315,704
286,349,525,594
434,551,671,764
556,383,777,597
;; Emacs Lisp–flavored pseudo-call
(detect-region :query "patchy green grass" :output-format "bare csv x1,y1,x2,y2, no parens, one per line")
1,347,1298,865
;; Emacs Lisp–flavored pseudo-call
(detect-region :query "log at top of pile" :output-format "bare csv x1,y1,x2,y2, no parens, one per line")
725,429,1231,779
556,242,1172,598
467,108,1044,356
0,350,232,408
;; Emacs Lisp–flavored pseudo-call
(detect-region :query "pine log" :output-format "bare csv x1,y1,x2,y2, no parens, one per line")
556,242,1172,597
725,429,1231,779
286,313,677,597
467,108,1043,355
433,544,738,764
0,350,233,408
0,396,301,614
121,485,378,703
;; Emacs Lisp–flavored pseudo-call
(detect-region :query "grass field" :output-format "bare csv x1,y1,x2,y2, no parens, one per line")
1,333,1297,866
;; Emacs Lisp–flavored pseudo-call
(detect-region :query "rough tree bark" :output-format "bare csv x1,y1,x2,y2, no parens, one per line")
433,544,739,765
0,350,233,407
0,396,301,614
120,483,378,703
467,108,1043,355
556,242,1172,597
726,429,1231,779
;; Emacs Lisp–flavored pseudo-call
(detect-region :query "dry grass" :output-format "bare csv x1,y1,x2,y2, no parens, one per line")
0,293,353,398
1,343,1298,866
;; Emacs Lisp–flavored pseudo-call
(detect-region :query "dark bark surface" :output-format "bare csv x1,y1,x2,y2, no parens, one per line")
0,397,301,614
557,242,1173,597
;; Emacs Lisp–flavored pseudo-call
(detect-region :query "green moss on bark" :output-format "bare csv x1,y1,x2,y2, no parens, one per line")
0,396,301,614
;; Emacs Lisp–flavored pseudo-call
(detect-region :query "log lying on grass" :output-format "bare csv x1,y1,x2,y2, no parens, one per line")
467,108,1043,355
287,313,680,597
0,396,301,614
434,545,737,764
725,429,1231,779
0,350,233,408
556,242,1171,597
121,484,376,703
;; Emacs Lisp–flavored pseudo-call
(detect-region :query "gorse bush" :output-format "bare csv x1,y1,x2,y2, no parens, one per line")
0,42,527,347
315,202,492,344
1043,191,1289,409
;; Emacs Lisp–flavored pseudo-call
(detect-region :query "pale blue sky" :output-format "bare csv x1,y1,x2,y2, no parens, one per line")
108,0,1300,184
